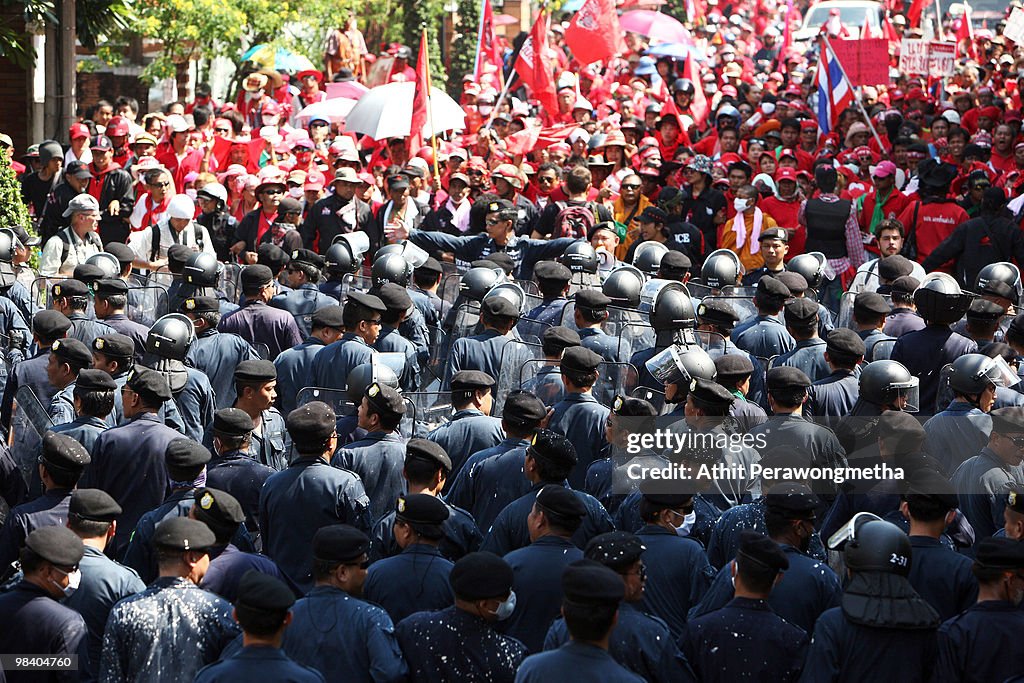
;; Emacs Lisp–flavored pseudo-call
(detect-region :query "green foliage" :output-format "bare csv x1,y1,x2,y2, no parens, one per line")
448,0,479,95
404,0,446,83
134,0,247,83
0,156,32,233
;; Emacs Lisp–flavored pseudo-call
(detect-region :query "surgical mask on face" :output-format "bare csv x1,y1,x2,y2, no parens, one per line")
733,198,749,213
52,568,81,599
478,105,493,116
674,510,696,537
185,188,198,200
491,591,516,620
288,187,304,199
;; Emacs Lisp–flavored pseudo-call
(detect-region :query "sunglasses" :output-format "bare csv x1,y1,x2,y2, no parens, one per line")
363,318,382,326
468,170,485,177
621,184,641,190
485,217,506,226
215,127,231,133
537,176,557,184
1010,436,1024,448
263,188,284,196
151,181,171,188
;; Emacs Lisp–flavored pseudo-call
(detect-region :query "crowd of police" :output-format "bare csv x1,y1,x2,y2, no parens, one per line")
0,185,1023,682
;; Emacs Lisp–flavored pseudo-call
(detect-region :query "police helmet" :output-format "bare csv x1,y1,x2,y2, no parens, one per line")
976,262,1022,302
673,78,696,96
859,360,919,411
560,241,599,274
603,266,646,308
786,252,827,290
86,253,121,280
645,344,716,388
701,249,742,290
372,252,414,288
459,266,502,301
914,272,973,325
346,362,399,404
947,353,1018,396
483,283,528,315
146,313,195,361
632,241,669,277
183,252,223,286
325,232,370,275
376,240,429,269
716,105,740,124
843,518,912,576
641,280,696,331
0,229,16,263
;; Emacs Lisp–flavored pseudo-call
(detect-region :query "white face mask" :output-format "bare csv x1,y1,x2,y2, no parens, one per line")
478,105,493,116
733,198,749,213
52,567,81,599
674,510,697,537
491,590,516,620
288,187,304,199
185,188,198,200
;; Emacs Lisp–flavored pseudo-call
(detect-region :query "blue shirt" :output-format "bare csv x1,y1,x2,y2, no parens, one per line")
504,535,584,653
515,641,644,683
195,645,325,683
363,544,454,624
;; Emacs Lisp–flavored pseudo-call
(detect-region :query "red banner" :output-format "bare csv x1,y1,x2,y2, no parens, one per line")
564,0,625,65
514,12,557,113
829,39,889,86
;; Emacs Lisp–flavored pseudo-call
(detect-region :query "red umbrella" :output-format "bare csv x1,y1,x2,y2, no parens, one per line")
619,10,691,44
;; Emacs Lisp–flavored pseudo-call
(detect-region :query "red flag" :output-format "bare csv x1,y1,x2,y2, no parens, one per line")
409,32,429,156
564,0,625,65
881,13,899,42
861,14,875,38
956,8,975,59
683,51,708,131
906,0,926,29
474,0,504,89
778,0,794,72
514,12,558,113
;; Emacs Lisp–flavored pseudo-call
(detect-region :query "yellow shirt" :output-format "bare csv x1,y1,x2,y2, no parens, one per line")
613,195,652,261
720,211,778,273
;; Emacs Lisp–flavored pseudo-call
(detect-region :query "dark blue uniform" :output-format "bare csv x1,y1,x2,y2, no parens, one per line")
748,413,847,470
309,333,374,392
64,545,146,681
503,534,584,653
923,401,991,474
890,325,978,415
270,283,335,337
258,456,372,593
884,308,926,337
80,412,183,557
933,600,1024,683
906,535,978,621
171,366,218,443
681,597,808,683
545,602,695,683
951,447,1024,541
614,491,722,551
2,350,55,460
249,408,290,471
369,502,482,562
48,381,76,426
101,313,150,362
408,230,577,281
281,585,408,683
729,393,769,431
705,498,828,569
520,366,566,407
445,441,532,532
188,329,260,410
635,524,716,640
206,449,276,533
771,337,830,382
807,369,860,420
195,646,325,683
0,488,71,568
105,370,184,431
48,415,109,454
218,300,304,361
374,325,421,392
515,641,645,683
67,311,115,349
273,336,325,414
444,330,533,391
363,543,455,624
332,431,407,521
396,605,527,683
547,392,610,488
860,328,896,362
199,543,289,603
426,409,504,480
518,298,567,342
4,279,33,324
0,581,89,679
578,327,628,364
732,315,796,359
481,482,614,556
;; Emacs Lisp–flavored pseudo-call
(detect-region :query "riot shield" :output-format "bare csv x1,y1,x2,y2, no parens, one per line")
218,263,242,304
345,274,374,293
403,390,453,435
836,291,894,330
721,286,758,298
868,339,896,362
702,295,757,324
494,340,545,414
438,273,463,306
11,385,53,483
426,325,449,378
695,330,731,358
630,386,667,413
296,387,355,419
32,276,99,318
126,286,169,326
375,352,407,380
516,280,541,297
686,282,713,300
515,317,552,346
617,319,657,360
448,301,484,341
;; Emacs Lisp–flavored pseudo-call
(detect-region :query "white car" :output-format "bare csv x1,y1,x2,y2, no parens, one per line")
793,0,884,48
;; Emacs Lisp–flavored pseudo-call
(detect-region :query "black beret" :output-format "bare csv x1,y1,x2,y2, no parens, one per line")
534,261,572,283
51,279,88,298
93,333,135,360
715,354,755,377
967,298,1005,322
311,305,345,330
535,484,587,522
75,368,117,392
826,328,866,357
610,395,657,417
167,245,192,267
287,401,337,443
153,517,216,552
240,264,275,289
1007,487,1024,515
25,526,84,566
481,296,520,319
737,531,789,571
257,243,290,270
484,198,515,214
40,432,91,473
94,278,128,296
888,275,920,296
213,408,254,436
562,559,625,606
69,488,122,522
528,429,577,468
876,410,925,440
451,370,494,390
759,227,788,242
374,282,413,312
659,251,692,272
33,310,72,340
51,338,93,368
346,291,387,313
756,275,790,299
853,293,892,317
584,531,646,571
103,243,135,264
396,493,450,525
975,537,1024,570
543,326,582,351
164,438,211,479
126,367,173,402
193,487,246,529
904,468,958,510
765,482,819,519
638,206,668,224
364,381,406,417
640,483,694,509
502,391,548,426
406,438,453,473
697,298,740,327
290,249,326,270
688,377,735,408
575,288,612,310
776,272,809,295
235,570,296,612
180,296,219,314
784,297,818,324
991,406,1024,435
72,264,104,284
767,366,811,391
561,345,603,373
450,552,514,600
312,524,369,563
417,257,443,275
877,255,914,281
235,359,277,383
483,253,515,274
980,279,1017,304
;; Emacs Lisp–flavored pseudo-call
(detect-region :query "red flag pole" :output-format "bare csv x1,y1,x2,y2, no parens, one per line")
422,29,441,185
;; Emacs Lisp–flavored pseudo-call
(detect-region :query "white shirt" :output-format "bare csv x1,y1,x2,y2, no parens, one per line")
127,218,215,262
849,257,928,294
64,147,92,166
39,227,103,276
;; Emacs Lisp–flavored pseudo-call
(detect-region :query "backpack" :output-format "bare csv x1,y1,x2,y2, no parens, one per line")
149,222,205,262
552,201,597,239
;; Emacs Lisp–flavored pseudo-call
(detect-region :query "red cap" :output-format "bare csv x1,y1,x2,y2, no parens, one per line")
69,123,90,140
775,167,799,182
906,88,928,102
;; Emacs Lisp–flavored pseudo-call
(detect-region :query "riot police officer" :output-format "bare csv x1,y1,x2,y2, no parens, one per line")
93,278,149,362
771,298,829,382
574,289,627,364
548,346,611,487
223,360,290,471
521,260,571,341
218,265,304,360
144,313,216,443
371,283,421,392
181,295,260,410
309,291,386,392
852,292,895,362
205,408,274,535
273,305,344,415
697,249,742,293
52,278,114,348
269,248,335,337
807,329,864,422
427,370,504,479
630,280,698,391
369,250,430,362
732,276,795,360
318,232,371,302
444,296,529,391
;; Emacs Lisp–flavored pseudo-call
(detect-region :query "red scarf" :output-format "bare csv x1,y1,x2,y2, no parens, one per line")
138,194,170,232
256,210,277,245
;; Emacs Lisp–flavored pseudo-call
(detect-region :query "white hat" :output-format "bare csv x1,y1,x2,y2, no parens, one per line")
568,128,591,145
166,115,191,134
167,194,195,220
197,182,228,203
941,110,961,125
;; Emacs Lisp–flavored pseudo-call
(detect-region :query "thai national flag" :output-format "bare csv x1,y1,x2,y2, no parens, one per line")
814,38,854,136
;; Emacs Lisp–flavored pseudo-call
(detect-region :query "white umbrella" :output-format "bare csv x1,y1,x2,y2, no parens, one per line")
295,98,357,125
343,82,465,140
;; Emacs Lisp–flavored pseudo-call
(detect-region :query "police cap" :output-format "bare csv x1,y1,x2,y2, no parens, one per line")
346,291,387,315
373,283,413,313
164,438,211,480
483,253,515,274
152,517,216,552
975,537,1024,570
611,395,657,416
765,482,819,520
784,297,818,325
51,279,88,299
240,264,274,289
51,338,93,368
25,526,84,567
659,251,692,273
396,493,450,525
40,432,91,473
826,328,866,357
75,368,117,392
69,488,121,522
776,271,809,296
528,430,577,468
714,354,755,378
94,278,128,297
737,531,789,571
451,370,494,391
32,310,72,341
417,257,443,276
167,245,192,268
312,524,369,563
234,359,277,383
235,570,295,613
535,484,587,522
104,242,135,264
450,552,514,600
688,377,735,409
756,275,790,300
481,296,520,319
904,468,958,511
126,367,173,402
562,559,625,606
290,248,326,270
406,438,452,473
502,391,548,426
877,255,914,281
484,198,515,214
575,288,612,310
257,244,290,272
854,293,892,318
967,298,1005,322
766,366,811,391
543,326,581,352
991,407,1024,435
697,298,740,328
640,481,693,509
534,261,572,283
584,531,646,571
759,227,788,242
561,345,602,374
311,305,345,330
1007,488,1024,515
213,408,254,436
193,487,246,530
93,333,135,360
364,382,406,417
888,276,920,297
287,401,337,445
180,296,219,314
